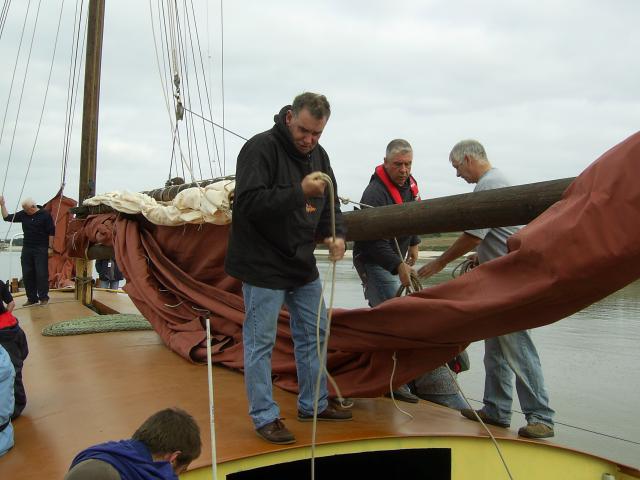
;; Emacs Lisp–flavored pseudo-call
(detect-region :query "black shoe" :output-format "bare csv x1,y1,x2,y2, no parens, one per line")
298,404,353,422
23,300,38,307
39,299,49,306
385,386,420,404
255,419,295,444
460,408,510,428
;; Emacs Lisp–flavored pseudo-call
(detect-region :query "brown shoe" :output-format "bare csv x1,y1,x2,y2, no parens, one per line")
39,299,49,306
23,300,38,307
298,404,353,422
518,423,554,439
255,419,295,444
460,408,510,428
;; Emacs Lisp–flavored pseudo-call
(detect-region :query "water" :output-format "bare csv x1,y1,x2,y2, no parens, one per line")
3,252,638,466
316,257,640,468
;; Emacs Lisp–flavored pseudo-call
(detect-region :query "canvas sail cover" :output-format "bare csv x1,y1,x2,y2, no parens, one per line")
69,132,640,398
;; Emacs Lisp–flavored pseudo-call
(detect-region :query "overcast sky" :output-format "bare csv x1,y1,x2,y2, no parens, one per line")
0,0,638,233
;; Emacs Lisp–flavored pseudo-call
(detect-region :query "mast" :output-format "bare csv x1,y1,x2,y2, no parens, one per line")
76,0,105,305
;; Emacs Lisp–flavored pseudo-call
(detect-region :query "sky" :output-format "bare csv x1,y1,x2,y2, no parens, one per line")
0,0,638,235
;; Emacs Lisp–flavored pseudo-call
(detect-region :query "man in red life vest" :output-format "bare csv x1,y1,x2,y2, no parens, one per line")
353,139,467,408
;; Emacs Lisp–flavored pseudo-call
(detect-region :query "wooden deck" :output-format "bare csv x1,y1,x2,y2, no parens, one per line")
1,290,637,479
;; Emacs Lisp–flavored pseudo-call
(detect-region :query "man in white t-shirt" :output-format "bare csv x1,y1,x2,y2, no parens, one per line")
418,139,555,439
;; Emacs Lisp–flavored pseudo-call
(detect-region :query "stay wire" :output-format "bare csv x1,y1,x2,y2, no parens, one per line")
0,0,11,40
0,0,32,166
187,0,222,178
60,0,87,190
149,0,182,181
185,0,219,178
219,0,226,175
182,107,247,141
174,1,200,180
3,0,43,214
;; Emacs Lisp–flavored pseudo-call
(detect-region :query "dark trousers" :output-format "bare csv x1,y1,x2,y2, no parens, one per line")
21,246,49,302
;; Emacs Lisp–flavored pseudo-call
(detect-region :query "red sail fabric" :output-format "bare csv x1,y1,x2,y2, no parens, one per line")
74,132,640,398
44,191,77,289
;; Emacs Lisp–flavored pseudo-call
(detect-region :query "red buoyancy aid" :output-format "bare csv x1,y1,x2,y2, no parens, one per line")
374,164,420,204
0,311,17,329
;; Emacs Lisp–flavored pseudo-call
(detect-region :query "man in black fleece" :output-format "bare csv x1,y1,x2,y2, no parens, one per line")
225,92,351,445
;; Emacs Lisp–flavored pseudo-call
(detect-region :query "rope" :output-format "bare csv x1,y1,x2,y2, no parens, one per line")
445,368,515,480
204,317,218,480
310,171,342,480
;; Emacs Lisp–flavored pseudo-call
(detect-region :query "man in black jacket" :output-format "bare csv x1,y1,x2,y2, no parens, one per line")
225,92,351,445
0,196,55,306
352,139,466,409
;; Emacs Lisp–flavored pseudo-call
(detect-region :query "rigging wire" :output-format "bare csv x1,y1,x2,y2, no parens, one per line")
60,0,88,191
24,0,69,226
0,0,32,162
219,0,226,175
191,0,222,178
149,0,182,184
182,107,247,141
2,0,43,215
0,0,12,40
184,0,219,179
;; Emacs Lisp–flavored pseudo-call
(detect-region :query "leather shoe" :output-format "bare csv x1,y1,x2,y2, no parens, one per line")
385,385,420,404
298,404,353,422
461,408,510,428
518,423,554,439
255,419,295,444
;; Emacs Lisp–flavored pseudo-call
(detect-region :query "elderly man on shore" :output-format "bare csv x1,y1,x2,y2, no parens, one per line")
418,139,555,439
0,196,55,307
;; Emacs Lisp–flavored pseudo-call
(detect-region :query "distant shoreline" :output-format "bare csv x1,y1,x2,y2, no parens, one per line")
315,249,442,260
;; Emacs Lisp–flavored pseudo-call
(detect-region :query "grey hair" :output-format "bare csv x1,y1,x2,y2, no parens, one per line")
385,139,413,159
21,197,36,209
449,139,489,164
291,92,331,119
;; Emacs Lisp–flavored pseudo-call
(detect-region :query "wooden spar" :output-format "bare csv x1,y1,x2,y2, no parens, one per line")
344,177,574,241
76,0,105,305
85,176,574,260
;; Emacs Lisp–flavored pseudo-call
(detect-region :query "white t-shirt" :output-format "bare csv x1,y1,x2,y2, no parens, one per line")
465,168,520,264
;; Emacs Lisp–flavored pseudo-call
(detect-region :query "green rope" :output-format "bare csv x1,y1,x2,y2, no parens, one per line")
42,314,152,336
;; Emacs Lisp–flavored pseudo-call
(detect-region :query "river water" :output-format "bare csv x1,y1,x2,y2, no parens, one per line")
315,256,640,469
2,252,638,467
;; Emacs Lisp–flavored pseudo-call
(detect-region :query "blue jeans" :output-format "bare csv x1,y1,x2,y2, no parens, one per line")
482,331,555,427
242,278,328,429
363,263,400,307
364,263,465,407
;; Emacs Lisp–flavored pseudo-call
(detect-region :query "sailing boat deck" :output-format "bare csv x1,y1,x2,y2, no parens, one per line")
2,291,638,479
